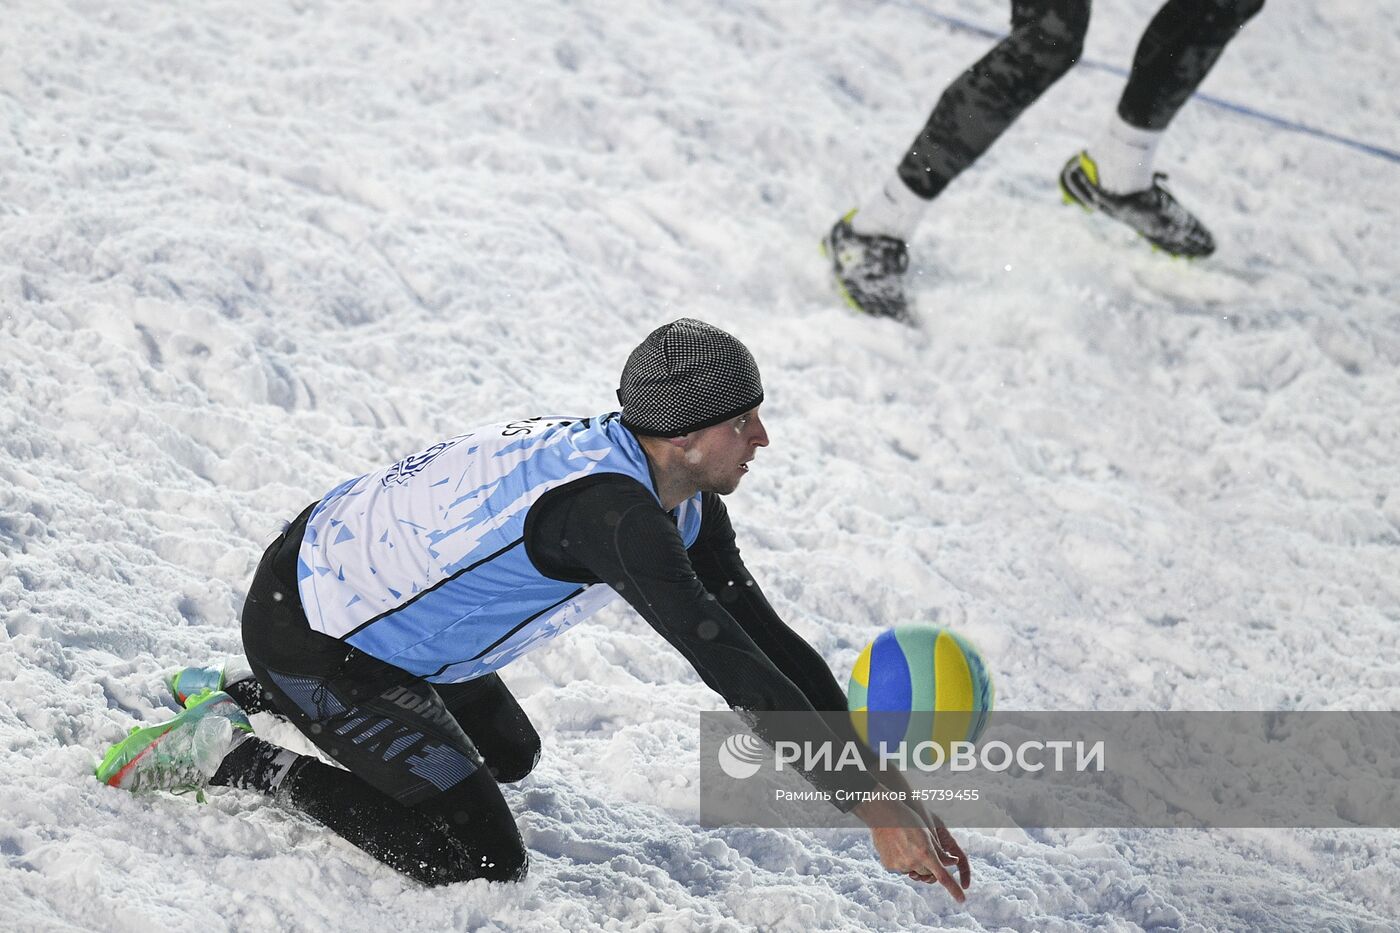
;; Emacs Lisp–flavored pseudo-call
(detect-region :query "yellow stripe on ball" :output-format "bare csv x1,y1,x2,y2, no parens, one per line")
850,643,871,689
932,630,975,751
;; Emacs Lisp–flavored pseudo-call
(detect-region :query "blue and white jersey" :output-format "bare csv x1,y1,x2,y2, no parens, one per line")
298,413,703,683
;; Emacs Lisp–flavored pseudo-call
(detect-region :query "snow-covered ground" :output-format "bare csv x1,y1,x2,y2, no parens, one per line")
3,0,1398,929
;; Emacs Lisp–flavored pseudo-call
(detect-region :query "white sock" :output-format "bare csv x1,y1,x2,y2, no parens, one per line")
849,174,928,242
1089,114,1164,194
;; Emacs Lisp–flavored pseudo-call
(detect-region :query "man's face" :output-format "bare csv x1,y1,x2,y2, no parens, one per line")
680,407,770,495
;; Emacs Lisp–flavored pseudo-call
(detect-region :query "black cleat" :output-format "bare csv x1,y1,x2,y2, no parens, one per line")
820,210,913,323
1059,151,1216,258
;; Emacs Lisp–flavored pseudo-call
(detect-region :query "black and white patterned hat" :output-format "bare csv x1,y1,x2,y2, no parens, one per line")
617,319,764,437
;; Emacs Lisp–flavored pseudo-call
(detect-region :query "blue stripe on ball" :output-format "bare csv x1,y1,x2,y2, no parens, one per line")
866,629,912,752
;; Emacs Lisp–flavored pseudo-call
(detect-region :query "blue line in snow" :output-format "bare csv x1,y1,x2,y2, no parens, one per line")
892,2,1400,166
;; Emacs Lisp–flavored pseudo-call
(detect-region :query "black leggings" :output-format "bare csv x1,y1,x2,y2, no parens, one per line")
897,0,1264,199
218,510,535,885
1118,0,1265,130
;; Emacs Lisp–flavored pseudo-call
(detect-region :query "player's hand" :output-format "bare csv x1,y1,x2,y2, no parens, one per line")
903,812,971,892
904,804,971,891
853,797,967,903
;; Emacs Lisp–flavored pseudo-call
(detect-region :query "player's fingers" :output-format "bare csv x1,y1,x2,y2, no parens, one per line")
931,820,972,888
938,829,972,888
927,858,966,904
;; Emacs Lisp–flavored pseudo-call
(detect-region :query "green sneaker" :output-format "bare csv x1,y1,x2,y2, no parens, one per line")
95,691,253,797
165,665,227,707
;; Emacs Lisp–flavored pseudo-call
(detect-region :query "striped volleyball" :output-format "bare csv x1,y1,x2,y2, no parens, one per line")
847,625,994,758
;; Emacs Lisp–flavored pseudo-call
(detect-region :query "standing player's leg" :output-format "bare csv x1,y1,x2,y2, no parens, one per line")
824,0,1091,322
1060,0,1265,256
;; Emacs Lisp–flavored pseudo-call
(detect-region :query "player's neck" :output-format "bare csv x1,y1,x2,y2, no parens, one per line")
638,436,698,511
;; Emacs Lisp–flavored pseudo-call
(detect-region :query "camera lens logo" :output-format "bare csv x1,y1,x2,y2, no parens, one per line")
717,733,767,780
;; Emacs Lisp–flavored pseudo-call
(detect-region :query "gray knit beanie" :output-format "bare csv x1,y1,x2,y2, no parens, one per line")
617,319,764,437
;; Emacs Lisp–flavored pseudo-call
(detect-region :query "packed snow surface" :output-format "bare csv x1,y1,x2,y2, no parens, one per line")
2,0,1398,930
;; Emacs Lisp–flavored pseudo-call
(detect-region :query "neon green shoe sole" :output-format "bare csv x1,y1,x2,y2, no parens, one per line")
95,691,252,797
